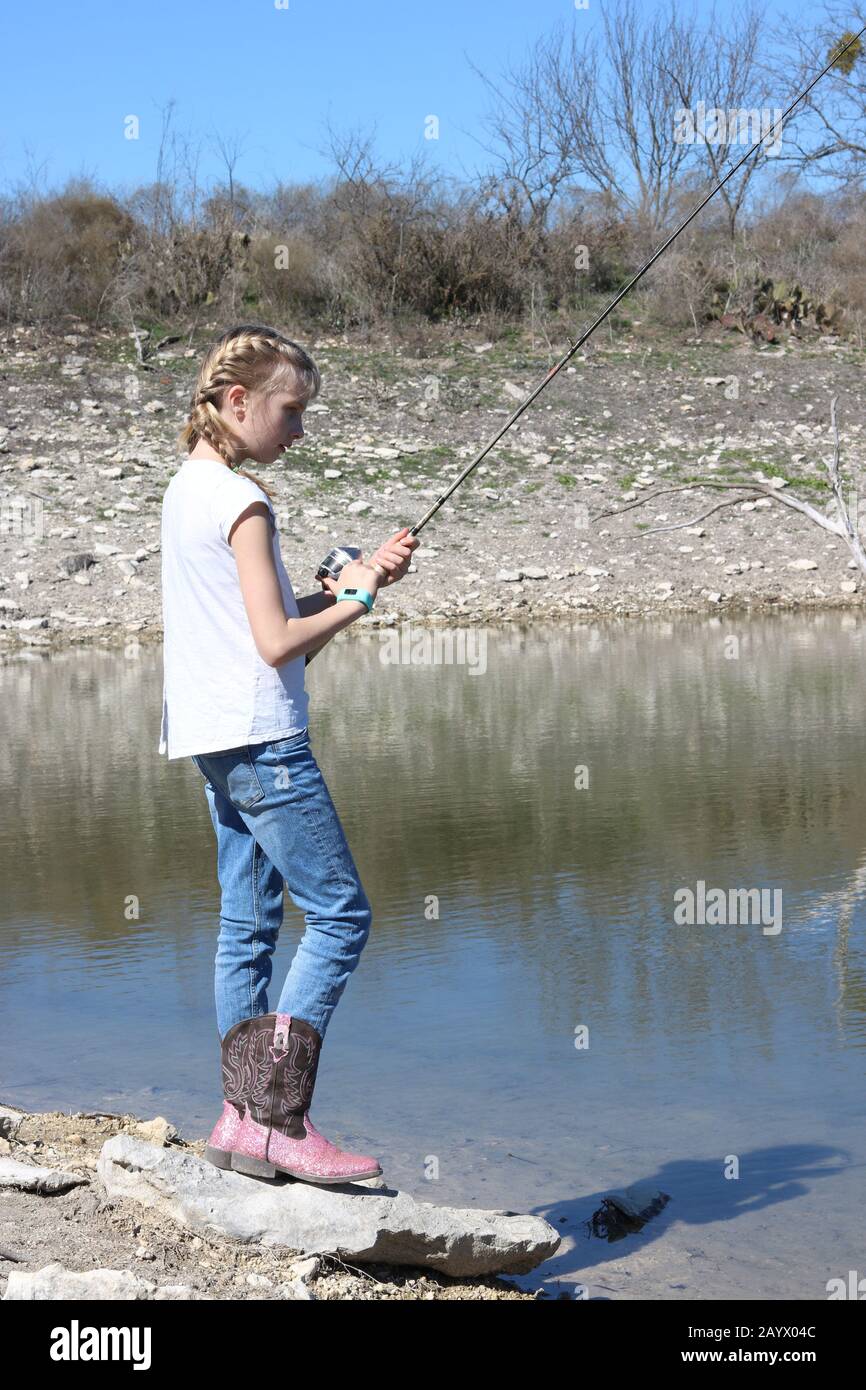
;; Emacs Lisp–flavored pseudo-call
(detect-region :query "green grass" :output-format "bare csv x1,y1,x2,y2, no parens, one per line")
676,464,830,498
787,475,831,495
717,448,760,466
681,472,744,486
714,462,760,478
557,473,577,487
93,319,180,366
639,349,683,369
303,474,344,491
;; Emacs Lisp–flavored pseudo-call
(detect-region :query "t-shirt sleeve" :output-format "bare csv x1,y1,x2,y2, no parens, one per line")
212,475,275,546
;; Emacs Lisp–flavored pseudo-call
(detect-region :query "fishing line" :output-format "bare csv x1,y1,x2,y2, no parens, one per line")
406,26,866,538
316,25,866,583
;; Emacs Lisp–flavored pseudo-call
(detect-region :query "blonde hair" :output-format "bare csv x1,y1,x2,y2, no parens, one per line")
176,324,321,501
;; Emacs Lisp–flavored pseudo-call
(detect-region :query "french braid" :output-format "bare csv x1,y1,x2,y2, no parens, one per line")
176,325,320,501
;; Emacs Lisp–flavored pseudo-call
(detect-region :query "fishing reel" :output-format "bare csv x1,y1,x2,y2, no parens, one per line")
315,545,363,583
316,539,412,587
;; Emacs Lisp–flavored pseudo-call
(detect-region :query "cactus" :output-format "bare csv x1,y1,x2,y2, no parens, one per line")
711,274,843,339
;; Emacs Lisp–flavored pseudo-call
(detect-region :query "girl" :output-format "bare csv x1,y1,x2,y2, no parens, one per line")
159,324,418,1184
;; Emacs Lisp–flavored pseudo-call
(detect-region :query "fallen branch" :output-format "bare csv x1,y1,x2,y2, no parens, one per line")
593,397,865,573
634,493,765,534
594,478,845,534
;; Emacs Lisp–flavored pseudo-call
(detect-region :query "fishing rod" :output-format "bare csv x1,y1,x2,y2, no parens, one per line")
316,24,866,586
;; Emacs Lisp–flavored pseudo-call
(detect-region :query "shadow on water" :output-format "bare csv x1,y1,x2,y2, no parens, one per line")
520,1142,852,1292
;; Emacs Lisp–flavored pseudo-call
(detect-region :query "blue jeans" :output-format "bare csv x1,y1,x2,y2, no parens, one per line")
190,727,372,1042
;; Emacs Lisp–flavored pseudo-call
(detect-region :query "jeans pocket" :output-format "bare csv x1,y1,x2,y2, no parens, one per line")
195,748,266,810
225,752,267,809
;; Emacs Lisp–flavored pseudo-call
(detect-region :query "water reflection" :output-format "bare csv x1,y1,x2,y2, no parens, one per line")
1,611,864,1297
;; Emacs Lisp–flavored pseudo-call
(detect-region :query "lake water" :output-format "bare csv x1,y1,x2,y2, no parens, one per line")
2,613,865,1299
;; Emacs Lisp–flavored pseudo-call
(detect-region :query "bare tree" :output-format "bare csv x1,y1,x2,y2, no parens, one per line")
468,0,780,254
318,121,447,315
660,1,776,246
467,23,587,237
768,4,866,188
126,98,207,239
210,128,250,222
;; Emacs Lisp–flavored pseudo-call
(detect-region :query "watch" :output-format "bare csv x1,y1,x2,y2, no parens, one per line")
336,586,376,613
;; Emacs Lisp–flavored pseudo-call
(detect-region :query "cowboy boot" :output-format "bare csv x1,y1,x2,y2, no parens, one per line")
204,1012,276,1171
205,1012,382,1185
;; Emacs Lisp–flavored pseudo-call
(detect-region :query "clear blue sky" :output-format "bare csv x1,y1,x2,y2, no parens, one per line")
0,0,812,199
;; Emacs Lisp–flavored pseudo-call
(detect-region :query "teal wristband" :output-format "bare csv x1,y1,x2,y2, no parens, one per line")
336,586,375,613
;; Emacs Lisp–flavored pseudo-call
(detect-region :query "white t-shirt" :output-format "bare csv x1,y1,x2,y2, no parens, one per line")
158,456,309,759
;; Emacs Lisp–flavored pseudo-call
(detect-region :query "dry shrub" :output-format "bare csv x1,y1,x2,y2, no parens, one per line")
0,181,135,324
0,169,862,342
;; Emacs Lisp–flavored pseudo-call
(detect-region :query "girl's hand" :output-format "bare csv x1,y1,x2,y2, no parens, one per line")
367,527,419,587
319,549,370,598
319,552,375,598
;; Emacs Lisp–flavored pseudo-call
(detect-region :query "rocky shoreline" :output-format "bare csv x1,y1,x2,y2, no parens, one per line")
0,1102,554,1301
2,321,865,663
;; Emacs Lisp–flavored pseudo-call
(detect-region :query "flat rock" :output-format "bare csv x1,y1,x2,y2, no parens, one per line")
0,1156,89,1193
97,1135,560,1276
3,1262,156,1301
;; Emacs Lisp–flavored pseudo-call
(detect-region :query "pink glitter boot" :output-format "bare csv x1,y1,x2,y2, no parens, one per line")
204,1012,382,1185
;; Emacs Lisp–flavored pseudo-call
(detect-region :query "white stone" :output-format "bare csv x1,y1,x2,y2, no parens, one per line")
0,1156,87,1192
3,1262,156,1301
96,1136,560,1278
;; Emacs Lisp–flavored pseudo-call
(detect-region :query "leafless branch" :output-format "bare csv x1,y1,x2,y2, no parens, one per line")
593,399,866,572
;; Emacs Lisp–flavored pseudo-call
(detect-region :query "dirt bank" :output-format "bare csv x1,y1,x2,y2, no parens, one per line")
1,320,864,662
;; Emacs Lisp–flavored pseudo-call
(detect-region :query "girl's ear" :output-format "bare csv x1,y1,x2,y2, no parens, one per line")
225,383,248,418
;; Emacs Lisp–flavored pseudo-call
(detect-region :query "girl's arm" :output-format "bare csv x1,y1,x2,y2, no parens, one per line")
228,504,380,667
296,589,338,666
296,590,337,618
